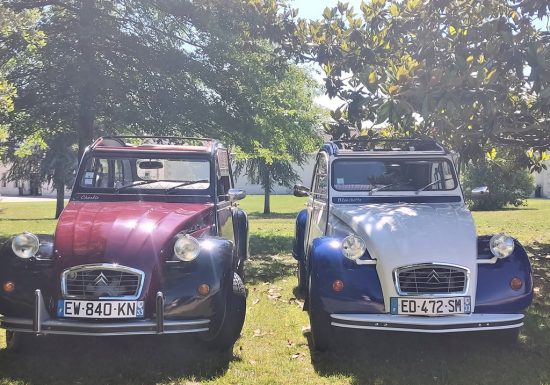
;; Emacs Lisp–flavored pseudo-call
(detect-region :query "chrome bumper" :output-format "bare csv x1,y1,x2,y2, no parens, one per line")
0,289,210,336
330,313,524,333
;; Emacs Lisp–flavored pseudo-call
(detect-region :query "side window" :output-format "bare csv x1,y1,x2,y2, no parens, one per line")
312,153,328,202
442,161,455,189
113,159,132,188
95,159,111,187
217,149,231,201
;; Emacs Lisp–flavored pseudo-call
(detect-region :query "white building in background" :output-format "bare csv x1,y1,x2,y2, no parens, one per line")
234,155,316,195
534,161,550,198
0,164,47,196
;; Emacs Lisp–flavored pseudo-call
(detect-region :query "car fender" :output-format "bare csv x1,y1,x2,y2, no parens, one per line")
475,236,533,313
0,235,56,318
292,209,308,261
233,208,249,263
308,237,384,314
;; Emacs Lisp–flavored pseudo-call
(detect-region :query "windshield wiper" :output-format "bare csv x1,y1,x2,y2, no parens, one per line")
164,179,209,194
368,183,396,196
114,180,159,193
415,177,454,194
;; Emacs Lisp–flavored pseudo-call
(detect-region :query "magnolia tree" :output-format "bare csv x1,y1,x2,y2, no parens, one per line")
281,0,550,170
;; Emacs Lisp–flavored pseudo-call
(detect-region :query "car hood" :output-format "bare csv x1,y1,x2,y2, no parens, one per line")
331,203,478,311
54,201,214,269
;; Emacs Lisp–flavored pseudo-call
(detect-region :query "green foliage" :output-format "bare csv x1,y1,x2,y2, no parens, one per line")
231,56,323,213
462,159,535,210
287,0,550,169
0,0,305,216
0,5,45,115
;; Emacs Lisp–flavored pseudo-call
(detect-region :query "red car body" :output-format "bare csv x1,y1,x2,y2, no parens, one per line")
0,136,249,351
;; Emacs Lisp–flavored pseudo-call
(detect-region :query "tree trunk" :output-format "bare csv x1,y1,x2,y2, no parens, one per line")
54,158,66,219
77,0,97,160
263,187,271,214
55,180,65,219
262,162,271,214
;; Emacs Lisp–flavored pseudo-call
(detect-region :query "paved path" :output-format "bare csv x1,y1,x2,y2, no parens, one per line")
0,195,57,202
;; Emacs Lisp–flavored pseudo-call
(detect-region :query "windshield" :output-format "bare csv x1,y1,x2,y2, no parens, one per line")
332,158,457,192
79,155,211,193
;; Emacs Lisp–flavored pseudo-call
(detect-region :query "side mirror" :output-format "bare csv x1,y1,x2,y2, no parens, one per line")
471,186,489,198
228,188,246,202
293,184,310,197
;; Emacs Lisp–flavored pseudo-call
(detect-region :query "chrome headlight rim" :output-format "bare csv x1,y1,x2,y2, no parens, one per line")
489,234,515,259
341,234,367,260
11,232,40,259
173,233,200,262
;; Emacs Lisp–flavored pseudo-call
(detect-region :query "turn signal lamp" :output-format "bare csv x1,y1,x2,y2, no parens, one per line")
510,277,523,290
332,280,344,292
3,281,15,293
198,284,210,296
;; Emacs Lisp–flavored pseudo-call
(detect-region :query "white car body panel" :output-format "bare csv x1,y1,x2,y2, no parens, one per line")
330,202,478,312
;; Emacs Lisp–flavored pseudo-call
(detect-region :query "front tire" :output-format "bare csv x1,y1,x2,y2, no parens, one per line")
199,273,246,352
308,276,333,352
297,259,307,292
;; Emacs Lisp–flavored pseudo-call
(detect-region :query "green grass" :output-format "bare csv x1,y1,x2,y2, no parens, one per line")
0,196,549,385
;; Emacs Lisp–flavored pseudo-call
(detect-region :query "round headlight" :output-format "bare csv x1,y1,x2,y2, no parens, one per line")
174,234,200,262
341,235,367,260
12,232,40,259
489,234,515,259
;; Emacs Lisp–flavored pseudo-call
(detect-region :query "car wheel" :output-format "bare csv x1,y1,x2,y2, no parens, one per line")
308,277,333,352
236,260,245,283
5,331,34,353
199,273,246,352
297,259,307,293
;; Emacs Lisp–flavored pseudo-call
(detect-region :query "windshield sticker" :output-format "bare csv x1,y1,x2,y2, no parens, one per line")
332,196,462,204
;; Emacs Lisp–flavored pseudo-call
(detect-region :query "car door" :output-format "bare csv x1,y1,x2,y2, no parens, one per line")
305,152,329,257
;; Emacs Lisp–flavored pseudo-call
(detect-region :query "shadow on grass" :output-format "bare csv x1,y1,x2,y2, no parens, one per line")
247,212,297,220
249,234,293,255
246,254,297,285
307,326,550,385
0,334,237,385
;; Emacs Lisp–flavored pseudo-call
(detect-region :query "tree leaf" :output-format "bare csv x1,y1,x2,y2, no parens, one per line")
390,3,399,17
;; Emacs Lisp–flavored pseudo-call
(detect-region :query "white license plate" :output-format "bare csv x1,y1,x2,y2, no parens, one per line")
390,296,471,316
57,300,144,319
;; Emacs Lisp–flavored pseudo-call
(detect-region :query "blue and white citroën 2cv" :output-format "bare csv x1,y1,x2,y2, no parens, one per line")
293,139,533,351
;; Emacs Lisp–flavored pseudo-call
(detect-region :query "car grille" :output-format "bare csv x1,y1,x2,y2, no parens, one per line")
395,265,467,295
62,265,144,299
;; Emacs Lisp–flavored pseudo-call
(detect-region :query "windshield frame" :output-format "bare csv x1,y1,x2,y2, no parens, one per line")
72,150,214,198
330,156,459,194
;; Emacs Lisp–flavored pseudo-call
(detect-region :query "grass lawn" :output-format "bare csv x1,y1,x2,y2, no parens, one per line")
0,196,549,385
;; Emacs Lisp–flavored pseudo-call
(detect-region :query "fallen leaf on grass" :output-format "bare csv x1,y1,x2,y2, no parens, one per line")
253,329,267,337
291,352,306,360
267,287,282,300
252,298,260,305
249,360,257,365
289,298,304,307
286,340,295,347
